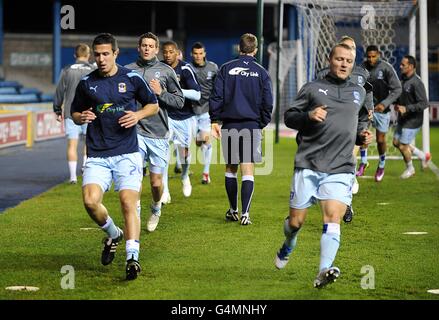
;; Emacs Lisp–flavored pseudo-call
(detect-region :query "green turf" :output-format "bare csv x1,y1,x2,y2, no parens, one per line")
0,128,438,300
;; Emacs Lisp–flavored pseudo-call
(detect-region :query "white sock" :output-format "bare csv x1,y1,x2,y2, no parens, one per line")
202,143,212,174
126,239,140,261
68,161,77,181
101,216,120,239
406,160,414,170
410,145,425,160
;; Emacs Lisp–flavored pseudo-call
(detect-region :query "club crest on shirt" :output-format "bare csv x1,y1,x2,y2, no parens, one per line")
155,71,161,78
207,71,213,80
118,82,126,93
404,84,411,93
377,70,384,80
353,91,361,106
357,76,364,85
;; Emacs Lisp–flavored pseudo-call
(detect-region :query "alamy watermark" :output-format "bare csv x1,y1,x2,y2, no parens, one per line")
361,5,376,30
361,265,375,289
169,128,274,175
61,5,75,30
60,265,75,289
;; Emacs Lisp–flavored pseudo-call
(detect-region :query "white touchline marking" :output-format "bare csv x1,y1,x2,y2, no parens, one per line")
80,227,100,231
5,286,39,292
427,289,439,294
377,202,390,205
428,161,439,180
402,232,428,235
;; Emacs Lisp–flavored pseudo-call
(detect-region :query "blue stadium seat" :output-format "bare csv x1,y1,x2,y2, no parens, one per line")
0,81,22,89
39,93,54,102
0,87,19,94
0,94,39,103
19,88,42,95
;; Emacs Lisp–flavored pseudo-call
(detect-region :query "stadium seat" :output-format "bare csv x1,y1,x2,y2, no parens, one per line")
0,87,19,94
39,93,54,102
19,88,42,95
0,93,39,103
0,81,22,89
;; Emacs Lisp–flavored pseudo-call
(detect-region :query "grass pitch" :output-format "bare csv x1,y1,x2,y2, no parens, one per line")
0,128,438,300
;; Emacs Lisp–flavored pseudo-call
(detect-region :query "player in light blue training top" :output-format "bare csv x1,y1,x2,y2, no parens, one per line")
71,33,159,281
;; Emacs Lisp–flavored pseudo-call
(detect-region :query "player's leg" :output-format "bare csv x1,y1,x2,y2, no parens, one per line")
314,199,344,288
113,152,143,280
82,157,123,266
178,117,196,197
178,144,192,197
274,168,314,269
345,146,359,223
221,128,239,220
225,164,239,221
356,145,369,176
313,172,352,288
80,123,88,173
174,144,182,174
374,112,391,182
161,123,176,204
396,127,419,179
144,136,169,232
65,118,82,184
238,128,262,225
410,144,431,169
239,162,254,225
67,138,79,183
197,113,213,184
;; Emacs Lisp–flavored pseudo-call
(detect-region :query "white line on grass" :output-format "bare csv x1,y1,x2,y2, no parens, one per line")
402,232,428,235
427,289,439,294
5,286,39,292
428,161,439,180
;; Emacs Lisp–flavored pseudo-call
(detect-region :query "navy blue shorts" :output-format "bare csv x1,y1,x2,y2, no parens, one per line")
220,128,262,164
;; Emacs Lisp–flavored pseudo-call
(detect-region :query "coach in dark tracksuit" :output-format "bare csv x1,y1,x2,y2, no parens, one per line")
274,43,373,288
393,55,429,179
209,33,273,226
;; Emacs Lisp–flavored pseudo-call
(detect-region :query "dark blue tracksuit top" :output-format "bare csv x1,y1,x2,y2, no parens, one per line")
209,55,273,129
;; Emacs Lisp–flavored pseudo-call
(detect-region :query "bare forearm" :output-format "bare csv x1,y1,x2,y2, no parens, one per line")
136,103,159,120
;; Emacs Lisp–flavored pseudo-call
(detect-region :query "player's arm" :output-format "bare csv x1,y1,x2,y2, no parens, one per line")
119,75,159,128
154,68,185,110
209,67,225,139
53,69,66,121
356,89,373,146
260,72,274,128
181,65,201,101
71,81,96,125
380,65,402,110
284,83,314,130
405,80,428,113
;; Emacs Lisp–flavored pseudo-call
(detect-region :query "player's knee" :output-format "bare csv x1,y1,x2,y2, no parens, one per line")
150,176,162,189
284,216,302,235
392,139,400,148
287,215,304,229
83,194,101,212
377,133,386,144
119,197,136,216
